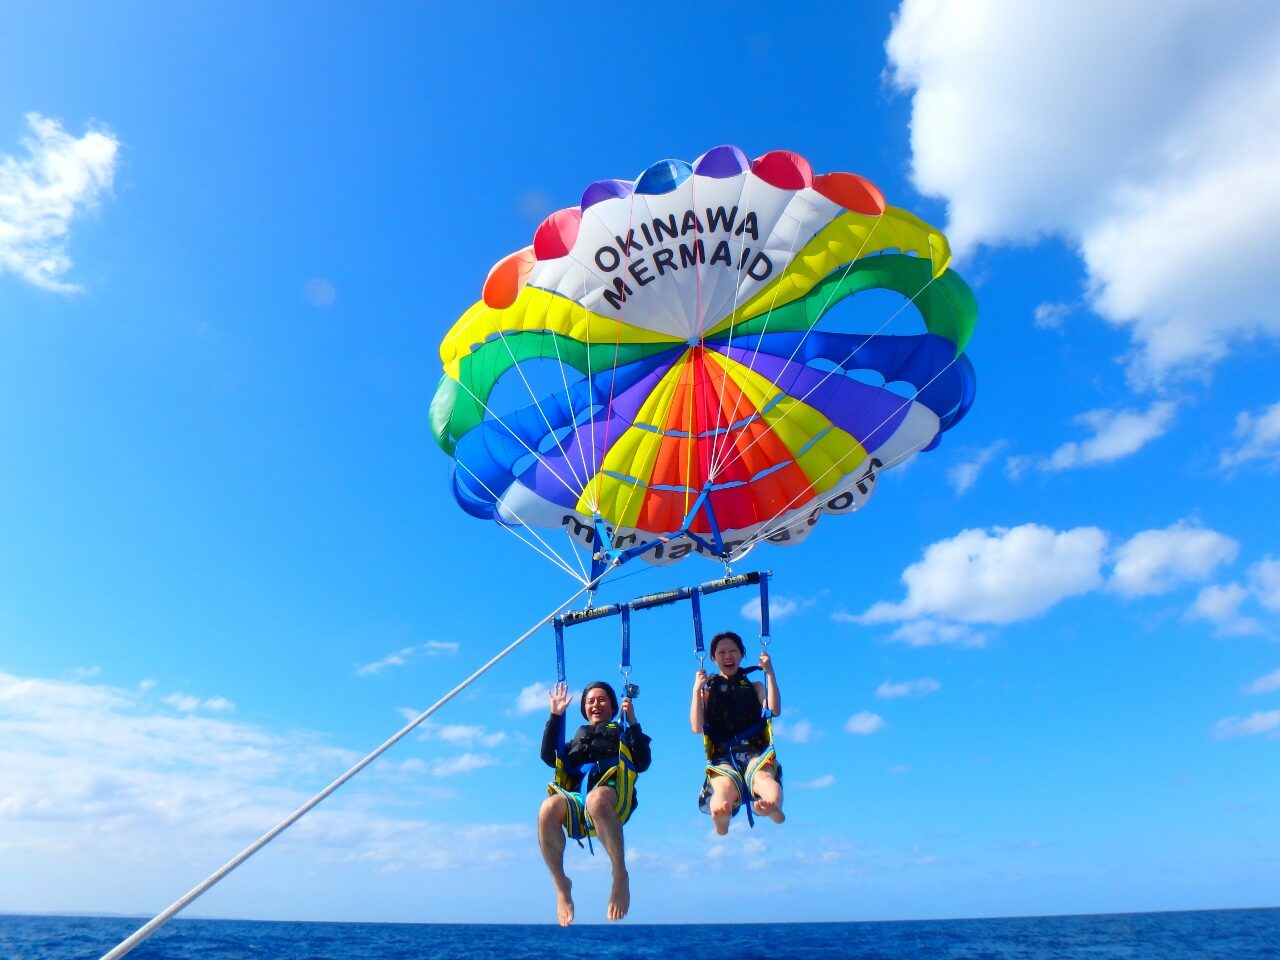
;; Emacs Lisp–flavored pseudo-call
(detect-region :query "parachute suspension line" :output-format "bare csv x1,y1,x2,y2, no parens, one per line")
607,346,692,549
713,211,887,478
710,269,941,487
713,193,820,477
547,300,595,501
97,576,607,960
710,222,904,484
595,189,639,528
705,171,760,475
729,339,965,560
451,373,591,507
736,338,961,555
454,461,588,584
490,318,588,492
565,527,591,583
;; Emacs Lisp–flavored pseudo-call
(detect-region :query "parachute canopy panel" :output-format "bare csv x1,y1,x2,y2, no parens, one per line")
431,146,978,569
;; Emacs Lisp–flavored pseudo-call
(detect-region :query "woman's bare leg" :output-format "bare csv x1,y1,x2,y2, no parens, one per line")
537,795,574,926
751,769,785,824
585,787,629,921
708,775,739,836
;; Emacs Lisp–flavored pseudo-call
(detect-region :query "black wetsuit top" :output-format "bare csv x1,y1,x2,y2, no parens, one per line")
541,714,653,794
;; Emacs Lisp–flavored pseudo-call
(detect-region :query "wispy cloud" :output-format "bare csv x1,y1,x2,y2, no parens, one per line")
404,716,506,748
740,593,818,625
1250,557,1280,612
1039,402,1178,472
1220,401,1280,471
875,678,940,700
0,670,524,885
163,692,236,713
947,441,1006,496
1109,521,1239,597
1033,301,1073,330
357,641,460,677
845,711,885,735
1213,711,1280,739
429,753,498,777
1242,669,1280,696
771,718,813,744
0,113,119,292
794,774,835,789
887,2,1280,385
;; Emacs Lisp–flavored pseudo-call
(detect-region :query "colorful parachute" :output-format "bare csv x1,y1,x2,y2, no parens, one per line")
431,146,976,571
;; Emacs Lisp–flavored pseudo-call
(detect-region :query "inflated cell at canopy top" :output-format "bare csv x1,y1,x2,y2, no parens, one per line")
430,145,977,568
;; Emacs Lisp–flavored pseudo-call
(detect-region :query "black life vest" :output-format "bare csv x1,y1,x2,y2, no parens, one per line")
704,671,766,749
564,721,623,790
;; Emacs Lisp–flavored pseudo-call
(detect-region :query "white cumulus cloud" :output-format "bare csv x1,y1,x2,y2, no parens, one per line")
515,682,552,715
1041,402,1177,471
0,113,119,292
1186,583,1261,637
1220,401,1280,471
875,677,941,700
740,593,816,625
1109,521,1238,597
846,711,885,735
1249,557,1280,612
854,524,1107,631
771,718,813,744
886,0,1280,385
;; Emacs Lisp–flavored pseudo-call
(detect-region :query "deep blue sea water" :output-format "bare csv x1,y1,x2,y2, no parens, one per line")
2,909,1277,960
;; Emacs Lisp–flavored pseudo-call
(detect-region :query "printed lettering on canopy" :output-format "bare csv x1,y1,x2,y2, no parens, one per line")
430,146,978,568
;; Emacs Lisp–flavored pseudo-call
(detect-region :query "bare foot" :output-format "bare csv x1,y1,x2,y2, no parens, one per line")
554,877,574,927
753,798,785,824
607,871,630,921
711,800,733,836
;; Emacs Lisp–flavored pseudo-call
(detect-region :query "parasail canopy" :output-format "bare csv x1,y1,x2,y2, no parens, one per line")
431,145,977,577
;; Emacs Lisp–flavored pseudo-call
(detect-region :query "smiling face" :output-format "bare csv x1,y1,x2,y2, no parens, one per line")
711,633,745,677
581,685,615,724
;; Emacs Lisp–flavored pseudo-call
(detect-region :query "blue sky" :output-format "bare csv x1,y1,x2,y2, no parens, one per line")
2,0,1279,928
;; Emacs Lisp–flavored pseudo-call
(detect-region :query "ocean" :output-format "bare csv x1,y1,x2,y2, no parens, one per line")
3,909,1277,960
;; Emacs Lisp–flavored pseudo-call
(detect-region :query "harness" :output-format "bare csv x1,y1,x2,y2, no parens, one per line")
546,612,638,852
694,576,776,827
547,720,638,850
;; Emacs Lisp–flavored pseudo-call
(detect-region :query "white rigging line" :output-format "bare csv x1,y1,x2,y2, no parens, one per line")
711,213,886,478
98,574,610,960
452,374,586,507
490,315,588,492
710,269,940,486
454,460,588,584
710,197,814,478
728,343,966,559
704,174,759,475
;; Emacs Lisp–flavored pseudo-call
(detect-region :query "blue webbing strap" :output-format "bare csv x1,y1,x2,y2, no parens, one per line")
554,618,566,685
690,588,705,666
620,605,632,676
758,574,771,645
